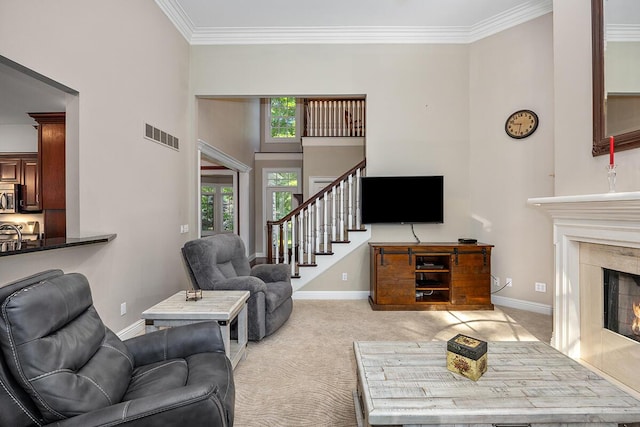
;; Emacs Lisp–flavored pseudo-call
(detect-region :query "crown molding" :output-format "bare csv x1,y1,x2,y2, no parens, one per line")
156,0,553,45
468,0,552,42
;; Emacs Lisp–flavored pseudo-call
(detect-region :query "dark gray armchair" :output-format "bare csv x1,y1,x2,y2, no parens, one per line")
182,233,293,341
0,269,234,427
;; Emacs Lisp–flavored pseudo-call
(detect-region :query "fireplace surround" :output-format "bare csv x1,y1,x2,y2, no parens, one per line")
529,191,640,391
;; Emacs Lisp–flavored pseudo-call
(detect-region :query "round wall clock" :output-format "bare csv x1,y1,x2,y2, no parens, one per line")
505,109,538,139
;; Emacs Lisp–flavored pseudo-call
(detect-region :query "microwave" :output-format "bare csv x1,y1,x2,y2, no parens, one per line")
0,184,20,214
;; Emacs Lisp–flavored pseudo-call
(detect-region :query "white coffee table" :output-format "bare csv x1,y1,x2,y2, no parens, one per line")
354,340,640,426
141,290,249,369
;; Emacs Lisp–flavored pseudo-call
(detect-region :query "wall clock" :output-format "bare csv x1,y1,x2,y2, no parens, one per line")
505,109,538,139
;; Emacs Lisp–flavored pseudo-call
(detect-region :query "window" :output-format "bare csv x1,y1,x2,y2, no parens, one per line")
265,97,302,143
201,184,234,235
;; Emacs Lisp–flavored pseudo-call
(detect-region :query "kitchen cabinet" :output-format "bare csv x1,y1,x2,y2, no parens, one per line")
29,112,65,238
21,154,40,211
0,154,40,211
0,157,21,183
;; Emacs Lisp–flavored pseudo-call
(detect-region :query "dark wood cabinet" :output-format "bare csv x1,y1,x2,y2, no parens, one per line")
29,112,66,238
0,158,21,183
369,242,494,311
0,154,40,212
21,154,40,211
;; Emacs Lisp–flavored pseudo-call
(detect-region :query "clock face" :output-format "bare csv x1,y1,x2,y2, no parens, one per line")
505,110,538,139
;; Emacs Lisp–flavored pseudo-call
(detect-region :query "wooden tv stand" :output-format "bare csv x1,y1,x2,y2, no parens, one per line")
369,242,494,311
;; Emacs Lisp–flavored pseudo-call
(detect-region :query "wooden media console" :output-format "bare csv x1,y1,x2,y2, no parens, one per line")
369,242,494,310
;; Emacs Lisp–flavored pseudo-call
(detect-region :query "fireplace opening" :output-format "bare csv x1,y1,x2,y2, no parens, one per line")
603,268,640,342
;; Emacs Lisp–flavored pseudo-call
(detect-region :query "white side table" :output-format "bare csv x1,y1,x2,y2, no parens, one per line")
141,290,249,369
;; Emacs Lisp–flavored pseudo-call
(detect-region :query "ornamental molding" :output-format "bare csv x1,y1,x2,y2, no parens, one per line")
155,0,552,45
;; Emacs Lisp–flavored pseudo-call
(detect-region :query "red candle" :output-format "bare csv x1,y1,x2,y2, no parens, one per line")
610,136,615,166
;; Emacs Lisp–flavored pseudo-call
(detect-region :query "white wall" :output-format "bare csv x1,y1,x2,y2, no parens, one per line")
0,0,192,331
0,125,37,152
469,14,555,306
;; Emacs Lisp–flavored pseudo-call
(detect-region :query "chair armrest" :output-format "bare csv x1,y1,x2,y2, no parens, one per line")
213,275,267,294
124,321,226,366
251,263,291,283
49,382,229,427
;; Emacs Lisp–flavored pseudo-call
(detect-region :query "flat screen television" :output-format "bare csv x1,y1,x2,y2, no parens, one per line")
360,175,444,224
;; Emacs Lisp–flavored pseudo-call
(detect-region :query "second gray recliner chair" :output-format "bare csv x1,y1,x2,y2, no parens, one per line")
182,232,293,341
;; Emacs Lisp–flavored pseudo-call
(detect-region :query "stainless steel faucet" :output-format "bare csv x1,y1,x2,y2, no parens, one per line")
0,223,22,242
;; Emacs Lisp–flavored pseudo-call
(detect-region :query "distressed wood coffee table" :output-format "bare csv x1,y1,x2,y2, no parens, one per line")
353,340,640,427
142,290,249,369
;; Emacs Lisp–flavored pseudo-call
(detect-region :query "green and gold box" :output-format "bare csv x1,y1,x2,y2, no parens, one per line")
446,334,487,381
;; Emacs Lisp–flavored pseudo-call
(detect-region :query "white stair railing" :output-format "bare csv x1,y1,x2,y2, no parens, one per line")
267,160,366,278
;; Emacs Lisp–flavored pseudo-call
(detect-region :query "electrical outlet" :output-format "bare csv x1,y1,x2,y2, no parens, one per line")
120,302,127,316
341,272,348,281
493,276,500,287
535,282,547,292
506,277,513,287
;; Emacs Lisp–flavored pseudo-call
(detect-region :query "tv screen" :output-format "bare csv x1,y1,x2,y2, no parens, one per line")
360,175,444,224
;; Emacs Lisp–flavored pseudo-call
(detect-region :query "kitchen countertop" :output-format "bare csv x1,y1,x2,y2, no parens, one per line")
0,234,117,257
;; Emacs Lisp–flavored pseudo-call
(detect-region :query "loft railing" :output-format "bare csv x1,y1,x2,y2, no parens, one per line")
267,160,366,278
304,99,366,137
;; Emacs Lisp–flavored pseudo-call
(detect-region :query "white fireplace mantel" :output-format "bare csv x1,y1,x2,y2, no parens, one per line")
527,191,640,358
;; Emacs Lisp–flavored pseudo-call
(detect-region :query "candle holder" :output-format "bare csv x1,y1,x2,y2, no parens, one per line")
607,164,617,193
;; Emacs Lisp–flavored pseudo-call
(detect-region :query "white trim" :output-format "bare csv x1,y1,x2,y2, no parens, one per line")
197,140,251,251
156,0,552,45
255,152,303,161
198,139,252,173
293,290,369,300
302,137,365,147
117,319,145,340
491,295,553,316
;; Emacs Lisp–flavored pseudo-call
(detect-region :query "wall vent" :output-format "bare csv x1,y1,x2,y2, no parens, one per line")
144,123,179,151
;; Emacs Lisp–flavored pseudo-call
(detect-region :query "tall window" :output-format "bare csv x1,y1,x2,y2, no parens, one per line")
201,184,234,235
265,97,301,143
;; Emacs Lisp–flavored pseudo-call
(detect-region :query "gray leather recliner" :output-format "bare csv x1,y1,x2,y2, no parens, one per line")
0,269,235,427
182,233,293,341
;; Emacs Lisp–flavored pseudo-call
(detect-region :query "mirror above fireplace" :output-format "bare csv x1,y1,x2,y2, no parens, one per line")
592,0,640,156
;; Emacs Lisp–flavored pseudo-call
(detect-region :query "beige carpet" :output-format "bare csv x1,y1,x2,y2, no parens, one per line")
232,300,552,426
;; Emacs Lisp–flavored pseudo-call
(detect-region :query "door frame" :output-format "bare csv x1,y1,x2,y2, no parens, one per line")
261,167,302,256
197,140,251,253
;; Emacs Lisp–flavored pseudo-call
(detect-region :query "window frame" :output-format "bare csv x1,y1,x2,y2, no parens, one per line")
263,97,303,144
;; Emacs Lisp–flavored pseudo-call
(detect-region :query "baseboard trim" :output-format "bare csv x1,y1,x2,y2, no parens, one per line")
117,319,145,340
293,290,369,300
492,295,553,316
292,291,553,315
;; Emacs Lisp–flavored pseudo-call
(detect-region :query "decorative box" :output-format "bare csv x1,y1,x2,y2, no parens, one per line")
446,334,487,381
185,289,202,301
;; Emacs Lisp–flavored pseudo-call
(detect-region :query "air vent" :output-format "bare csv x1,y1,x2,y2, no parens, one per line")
144,123,179,151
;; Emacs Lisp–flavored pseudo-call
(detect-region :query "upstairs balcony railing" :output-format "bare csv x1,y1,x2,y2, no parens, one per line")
267,160,366,278
304,99,365,137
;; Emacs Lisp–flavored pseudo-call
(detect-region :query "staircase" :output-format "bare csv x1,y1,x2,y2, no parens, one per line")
267,160,370,290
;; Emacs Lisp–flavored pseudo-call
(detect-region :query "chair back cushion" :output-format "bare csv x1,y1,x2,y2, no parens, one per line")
0,270,65,427
183,233,251,289
0,272,134,423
